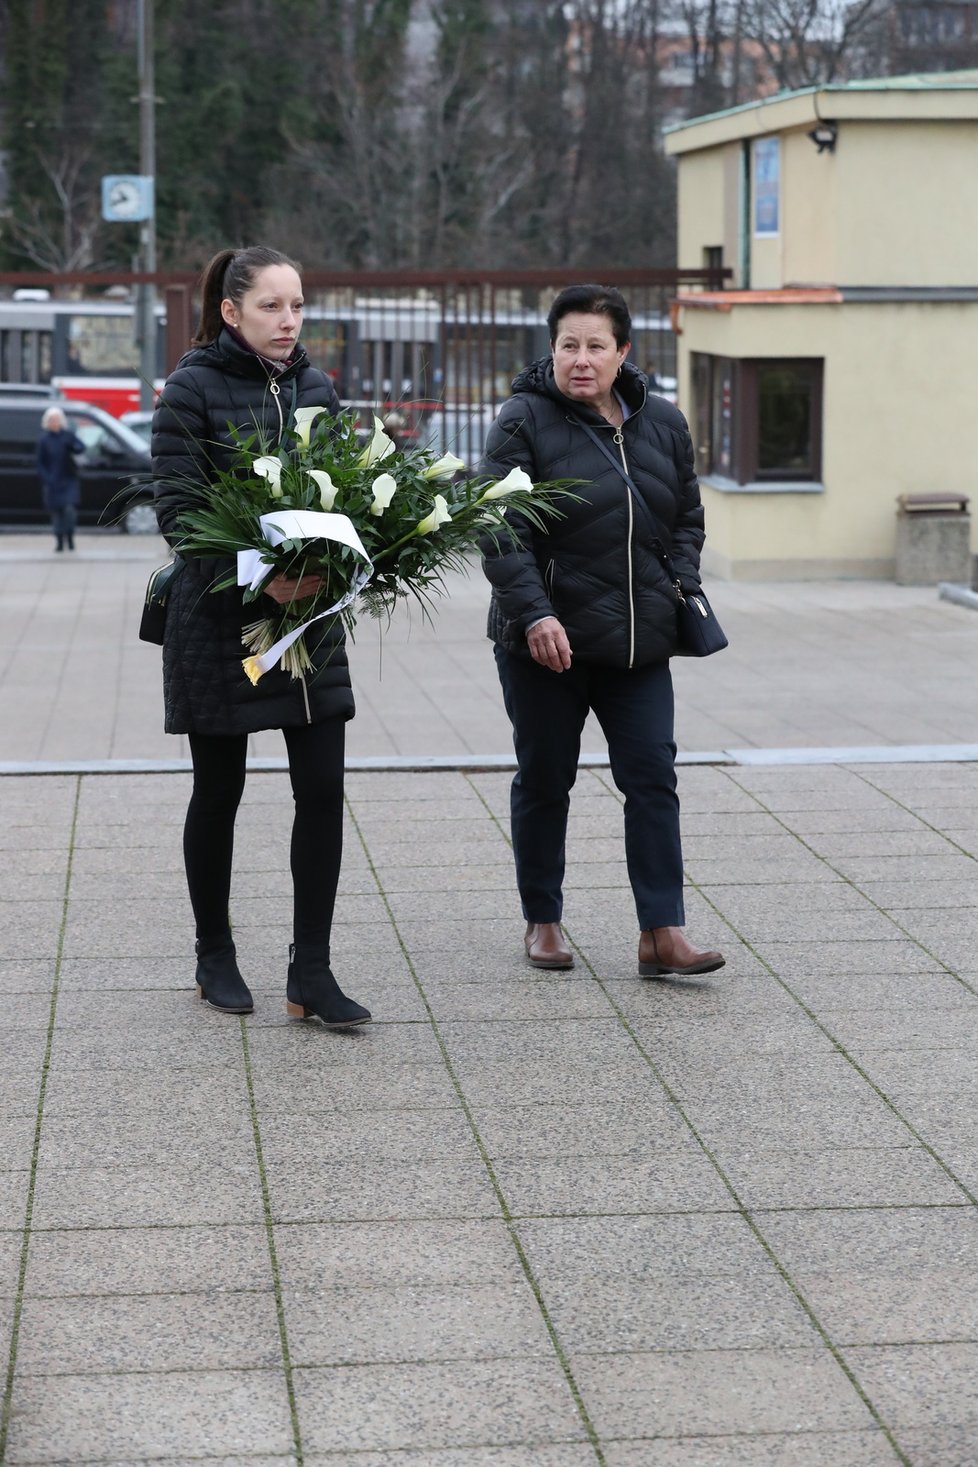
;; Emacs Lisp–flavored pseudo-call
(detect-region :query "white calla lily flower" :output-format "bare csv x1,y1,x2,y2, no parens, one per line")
370,472,397,516
308,470,337,511
253,455,284,497
293,406,327,447
416,493,453,535
480,465,534,501
422,452,465,480
357,415,396,466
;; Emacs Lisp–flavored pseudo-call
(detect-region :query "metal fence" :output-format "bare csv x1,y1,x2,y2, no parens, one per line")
0,267,727,457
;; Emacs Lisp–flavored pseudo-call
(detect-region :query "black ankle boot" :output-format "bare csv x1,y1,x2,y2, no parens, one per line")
195,937,254,1014
286,943,370,1028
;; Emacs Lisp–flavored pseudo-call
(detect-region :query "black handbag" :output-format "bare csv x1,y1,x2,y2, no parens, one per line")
139,557,184,645
575,418,728,658
652,544,728,657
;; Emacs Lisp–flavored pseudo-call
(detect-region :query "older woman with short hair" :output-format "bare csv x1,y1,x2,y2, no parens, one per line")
482,282,725,979
37,406,85,552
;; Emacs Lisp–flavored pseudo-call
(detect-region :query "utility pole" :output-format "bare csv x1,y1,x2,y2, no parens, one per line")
136,0,157,410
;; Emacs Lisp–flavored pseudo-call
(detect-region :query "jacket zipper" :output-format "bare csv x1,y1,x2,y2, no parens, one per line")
613,427,636,668
299,671,312,724
268,377,283,437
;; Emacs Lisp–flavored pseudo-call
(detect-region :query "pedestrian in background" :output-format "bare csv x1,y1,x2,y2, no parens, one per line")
152,244,370,1029
481,282,725,979
37,406,84,552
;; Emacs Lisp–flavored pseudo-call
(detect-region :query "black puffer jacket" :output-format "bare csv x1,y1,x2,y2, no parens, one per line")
481,358,705,668
152,328,355,735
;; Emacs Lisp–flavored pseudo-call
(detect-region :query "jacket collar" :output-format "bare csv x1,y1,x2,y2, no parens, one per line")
512,355,648,420
193,327,308,381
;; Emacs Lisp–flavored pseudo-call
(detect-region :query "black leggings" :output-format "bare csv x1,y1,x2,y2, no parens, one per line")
185,720,346,950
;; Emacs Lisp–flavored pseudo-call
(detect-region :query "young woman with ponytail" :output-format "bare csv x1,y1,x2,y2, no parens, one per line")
151,245,371,1029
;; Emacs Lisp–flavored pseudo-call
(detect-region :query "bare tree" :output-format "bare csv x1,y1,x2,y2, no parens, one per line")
741,0,890,87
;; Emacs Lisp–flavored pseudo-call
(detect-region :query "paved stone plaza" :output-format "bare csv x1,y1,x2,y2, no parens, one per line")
2,533,978,1465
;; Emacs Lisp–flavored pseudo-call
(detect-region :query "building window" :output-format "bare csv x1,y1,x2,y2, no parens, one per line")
692,353,823,486
753,137,780,236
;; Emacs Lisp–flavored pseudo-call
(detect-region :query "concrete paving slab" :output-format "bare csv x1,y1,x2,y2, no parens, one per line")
571,1347,876,1439
264,1155,502,1224
38,1459,295,1467
33,1111,256,1170
273,1219,527,1292
469,1100,694,1159
22,1224,274,1297
722,1144,963,1210
779,969,978,1013
601,1431,904,1466
249,1062,461,1114
304,1450,595,1466
292,1357,586,1454
284,1280,553,1365
418,977,617,1021
515,1214,771,1282
787,1269,978,1346
443,1053,668,1108
682,1094,915,1152
845,1343,978,1428
14,1288,283,1374
256,1109,478,1166
814,1008,978,1052
29,1161,265,1230
4,1368,295,1461
40,1063,251,1116
888,1425,978,1466
493,1151,734,1216
0,1233,24,1297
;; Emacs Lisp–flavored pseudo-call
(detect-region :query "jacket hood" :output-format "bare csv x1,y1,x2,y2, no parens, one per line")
510,355,649,416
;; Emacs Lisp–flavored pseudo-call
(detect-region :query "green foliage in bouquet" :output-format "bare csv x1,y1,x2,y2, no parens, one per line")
174,406,576,683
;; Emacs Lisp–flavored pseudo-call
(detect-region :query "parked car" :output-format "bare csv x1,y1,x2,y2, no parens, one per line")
119,409,154,445
0,382,57,398
0,395,156,533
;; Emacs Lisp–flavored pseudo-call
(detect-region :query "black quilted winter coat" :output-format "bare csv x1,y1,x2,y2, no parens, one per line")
151,328,355,735
481,358,706,669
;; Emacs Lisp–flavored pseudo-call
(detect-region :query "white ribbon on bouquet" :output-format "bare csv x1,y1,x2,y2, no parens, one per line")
236,509,373,679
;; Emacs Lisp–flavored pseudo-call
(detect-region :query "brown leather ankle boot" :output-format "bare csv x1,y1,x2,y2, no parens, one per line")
524,922,574,970
638,926,725,978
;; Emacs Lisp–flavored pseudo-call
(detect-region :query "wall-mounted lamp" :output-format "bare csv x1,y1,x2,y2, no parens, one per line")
807,121,838,153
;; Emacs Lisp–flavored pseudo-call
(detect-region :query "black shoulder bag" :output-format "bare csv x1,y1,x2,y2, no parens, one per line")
575,419,728,658
139,556,184,645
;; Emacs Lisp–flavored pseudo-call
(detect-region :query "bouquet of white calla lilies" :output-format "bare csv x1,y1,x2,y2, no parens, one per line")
172,406,576,683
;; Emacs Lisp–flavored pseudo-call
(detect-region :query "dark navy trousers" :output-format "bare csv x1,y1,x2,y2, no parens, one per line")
494,646,685,930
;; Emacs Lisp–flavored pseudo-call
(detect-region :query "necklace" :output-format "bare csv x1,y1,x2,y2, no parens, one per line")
602,398,621,427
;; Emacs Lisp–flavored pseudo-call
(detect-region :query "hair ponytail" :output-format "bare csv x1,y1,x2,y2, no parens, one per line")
192,245,300,346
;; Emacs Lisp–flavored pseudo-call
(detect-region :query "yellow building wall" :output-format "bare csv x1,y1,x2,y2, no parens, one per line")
678,301,978,578
677,144,742,280
831,121,978,286
781,131,837,286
